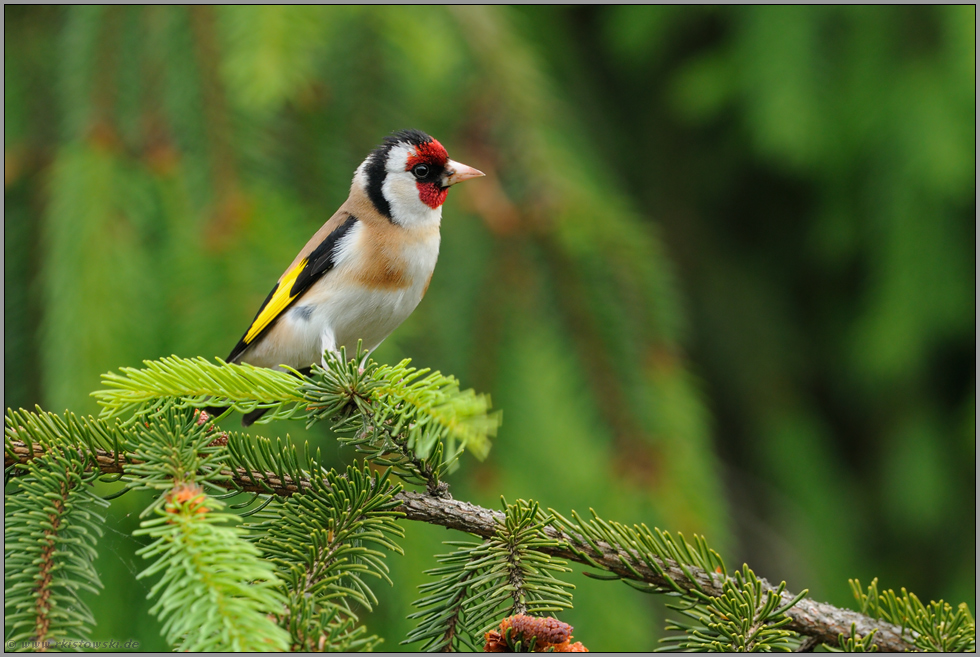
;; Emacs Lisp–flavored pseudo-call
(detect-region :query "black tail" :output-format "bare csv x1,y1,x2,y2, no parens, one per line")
202,405,228,419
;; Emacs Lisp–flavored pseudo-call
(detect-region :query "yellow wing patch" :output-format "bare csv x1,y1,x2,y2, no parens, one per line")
243,259,308,344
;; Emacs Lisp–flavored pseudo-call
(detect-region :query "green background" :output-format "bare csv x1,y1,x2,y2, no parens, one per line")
4,5,975,651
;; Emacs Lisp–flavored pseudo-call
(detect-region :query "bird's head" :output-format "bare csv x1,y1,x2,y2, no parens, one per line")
355,129,484,226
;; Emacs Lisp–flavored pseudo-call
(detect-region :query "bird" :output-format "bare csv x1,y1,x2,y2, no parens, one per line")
208,129,484,426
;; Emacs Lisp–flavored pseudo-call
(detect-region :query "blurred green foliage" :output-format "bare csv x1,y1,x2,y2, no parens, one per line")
4,5,974,651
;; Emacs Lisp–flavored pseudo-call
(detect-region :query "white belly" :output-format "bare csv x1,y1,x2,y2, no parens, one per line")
312,282,426,355
240,283,426,370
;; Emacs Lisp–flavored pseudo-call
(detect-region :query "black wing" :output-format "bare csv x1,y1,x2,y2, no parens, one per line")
226,214,358,363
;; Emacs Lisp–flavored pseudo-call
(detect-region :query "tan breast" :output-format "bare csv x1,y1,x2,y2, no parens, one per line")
340,185,440,292
353,224,439,292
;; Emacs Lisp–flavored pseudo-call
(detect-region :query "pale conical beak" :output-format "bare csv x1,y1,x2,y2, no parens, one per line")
443,159,485,186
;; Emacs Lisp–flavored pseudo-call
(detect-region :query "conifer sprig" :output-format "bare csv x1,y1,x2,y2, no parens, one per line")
224,431,313,496
123,407,231,504
850,578,976,652
223,431,406,649
135,487,290,651
371,358,497,462
126,408,291,651
248,461,405,608
5,407,131,478
658,565,803,652
245,458,405,650
93,355,307,421
280,595,384,652
303,346,499,489
826,624,879,653
405,499,574,652
6,423,969,652
549,508,727,595
548,507,811,652
92,347,500,491
4,448,107,651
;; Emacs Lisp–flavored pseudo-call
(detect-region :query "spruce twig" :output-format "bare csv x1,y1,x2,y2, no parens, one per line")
123,409,290,652
404,498,574,650
91,350,500,493
4,438,921,652
4,447,107,651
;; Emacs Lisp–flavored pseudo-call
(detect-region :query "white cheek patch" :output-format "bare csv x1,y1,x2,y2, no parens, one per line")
382,171,443,228
383,172,420,212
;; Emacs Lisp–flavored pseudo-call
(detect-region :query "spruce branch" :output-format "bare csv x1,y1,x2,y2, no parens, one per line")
658,564,802,652
135,485,290,651
278,594,383,653
92,349,500,492
405,540,491,651
303,346,499,491
5,408,392,652
242,447,405,650
4,447,107,651
391,494,918,652
247,459,405,610
5,428,951,652
119,409,290,651
824,623,879,653
121,406,232,502
850,578,975,652
93,355,307,421
404,499,575,651
369,358,497,462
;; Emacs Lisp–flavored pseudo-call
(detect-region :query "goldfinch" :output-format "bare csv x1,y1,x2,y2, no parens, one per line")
214,129,484,425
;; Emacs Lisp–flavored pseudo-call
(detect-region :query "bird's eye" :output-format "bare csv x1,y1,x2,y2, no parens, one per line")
411,163,430,179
